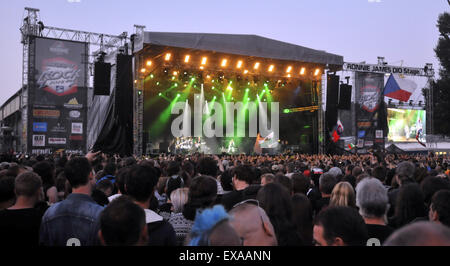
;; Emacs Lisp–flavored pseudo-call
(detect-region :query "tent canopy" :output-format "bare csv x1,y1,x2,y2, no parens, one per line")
142,32,343,66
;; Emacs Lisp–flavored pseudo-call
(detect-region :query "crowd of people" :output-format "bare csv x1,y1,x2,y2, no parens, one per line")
1,151,450,246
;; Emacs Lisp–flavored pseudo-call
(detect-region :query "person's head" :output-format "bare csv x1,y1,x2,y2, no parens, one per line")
170,187,189,213
219,169,233,192
372,166,387,184
33,161,55,186
345,164,355,176
274,174,293,195
356,177,389,222
96,179,114,197
395,161,416,186
14,171,43,203
384,221,450,246
327,167,343,180
64,157,94,190
286,163,295,173
421,176,450,207
313,206,368,246
256,183,296,244
103,162,117,176
319,173,337,196
429,190,450,227
329,181,356,208
189,205,241,246
166,161,181,177
232,164,255,189
166,175,184,200
99,196,148,246
260,173,275,186
394,183,426,227
183,175,218,221
352,166,363,178
292,173,310,195
0,176,15,209
196,157,218,177
292,193,313,245
125,165,159,205
229,200,277,246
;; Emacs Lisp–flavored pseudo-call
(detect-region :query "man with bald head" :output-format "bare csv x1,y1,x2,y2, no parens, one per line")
384,221,450,246
229,201,278,246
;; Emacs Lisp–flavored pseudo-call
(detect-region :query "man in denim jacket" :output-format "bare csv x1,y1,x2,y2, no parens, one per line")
39,156,104,246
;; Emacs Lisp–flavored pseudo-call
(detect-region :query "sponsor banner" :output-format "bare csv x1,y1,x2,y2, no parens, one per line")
65,149,83,155
34,38,87,103
375,130,383,139
33,109,60,118
71,122,83,134
64,98,83,109
32,135,45,147
343,62,432,77
33,122,47,132
68,110,81,119
32,149,52,155
50,122,67,133
69,135,83,141
48,137,67,145
355,72,385,151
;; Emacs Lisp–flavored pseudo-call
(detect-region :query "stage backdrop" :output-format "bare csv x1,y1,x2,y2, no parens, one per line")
28,37,88,155
354,72,386,153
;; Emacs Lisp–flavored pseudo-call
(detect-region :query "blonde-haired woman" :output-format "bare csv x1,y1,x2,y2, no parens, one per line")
167,188,191,246
329,181,356,208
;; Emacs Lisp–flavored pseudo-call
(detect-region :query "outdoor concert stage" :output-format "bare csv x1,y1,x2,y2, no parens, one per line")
130,32,343,155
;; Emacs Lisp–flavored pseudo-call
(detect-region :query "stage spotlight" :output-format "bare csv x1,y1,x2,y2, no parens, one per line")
163,68,169,76
268,65,274,72
237,60,243,69
300,67,306,75
173,71,178,76
140,68,146,73
221,59,228,67
201,57,207,65
314,68,320,76
286,66,292,73
243,69,249,74
146,60,152,66
158,92,162,96
254,62,260,70
165,53,171,61
184,55,190,63
199,66,204,70
287,74,291,78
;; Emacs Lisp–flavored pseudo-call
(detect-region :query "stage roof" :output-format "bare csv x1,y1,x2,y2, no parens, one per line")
140,32,343,66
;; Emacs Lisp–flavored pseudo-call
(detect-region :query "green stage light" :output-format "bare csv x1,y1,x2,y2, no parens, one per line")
177,93,181,97
246,88,249,92
304,125,311,129
174,83,178,87
150,74,154,79
212,86,215,90
229,81,233,84
213,96,217,99
172,76,176,80
158,92,162,96
248,82,251,85
191,77,195,82
156,81,160,86
283,109,290,114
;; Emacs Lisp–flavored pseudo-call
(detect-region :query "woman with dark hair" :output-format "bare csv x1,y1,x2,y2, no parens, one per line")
32,161,57,204
168,175,217,245
292,193,314,246
389,183,427,229
256,183,303,246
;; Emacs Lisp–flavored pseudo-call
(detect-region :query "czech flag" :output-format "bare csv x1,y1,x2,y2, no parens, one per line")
384,74,417,102
332,119,344,143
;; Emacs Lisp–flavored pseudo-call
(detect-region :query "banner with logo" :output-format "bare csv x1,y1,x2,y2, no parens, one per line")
28,37,87,154
354,72,385,153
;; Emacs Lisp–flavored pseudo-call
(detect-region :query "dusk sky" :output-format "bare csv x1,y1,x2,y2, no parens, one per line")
0,0,447,105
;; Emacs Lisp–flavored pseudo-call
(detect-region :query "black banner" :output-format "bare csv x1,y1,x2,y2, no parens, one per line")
28,37,88,155
354,72,385,153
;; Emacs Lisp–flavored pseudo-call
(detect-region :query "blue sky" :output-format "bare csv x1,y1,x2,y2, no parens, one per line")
0,0,447,105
